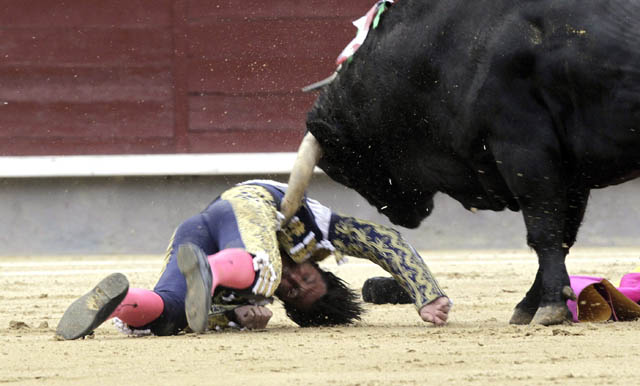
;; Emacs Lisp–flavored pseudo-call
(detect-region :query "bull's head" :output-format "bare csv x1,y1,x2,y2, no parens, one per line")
282,124,434,229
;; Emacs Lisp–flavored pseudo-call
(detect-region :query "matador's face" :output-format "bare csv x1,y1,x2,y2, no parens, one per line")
275,255,327,309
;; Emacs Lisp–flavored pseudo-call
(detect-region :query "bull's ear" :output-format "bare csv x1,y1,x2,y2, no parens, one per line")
306,120,346,151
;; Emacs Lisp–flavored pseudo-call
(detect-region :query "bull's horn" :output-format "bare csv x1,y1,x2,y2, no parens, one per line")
301,65,341,93
301,71,338,92
281,132,323,222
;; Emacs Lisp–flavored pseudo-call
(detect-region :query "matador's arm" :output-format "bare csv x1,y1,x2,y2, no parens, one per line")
328,213,447,311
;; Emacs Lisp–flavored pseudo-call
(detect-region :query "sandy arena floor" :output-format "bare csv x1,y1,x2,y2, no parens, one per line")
2,248,640,385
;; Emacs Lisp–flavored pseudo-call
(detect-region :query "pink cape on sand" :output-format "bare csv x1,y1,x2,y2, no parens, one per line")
568,273,640,322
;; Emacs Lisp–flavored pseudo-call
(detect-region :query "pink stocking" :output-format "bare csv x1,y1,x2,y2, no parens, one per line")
208,248,256,294
109,288,164,328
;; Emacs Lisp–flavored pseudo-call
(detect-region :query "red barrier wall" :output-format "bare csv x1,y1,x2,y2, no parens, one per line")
0,0,371,155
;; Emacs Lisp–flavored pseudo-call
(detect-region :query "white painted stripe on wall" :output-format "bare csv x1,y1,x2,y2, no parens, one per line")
0,153,322,178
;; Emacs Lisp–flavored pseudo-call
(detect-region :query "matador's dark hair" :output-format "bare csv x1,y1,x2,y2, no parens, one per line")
281,266,364,327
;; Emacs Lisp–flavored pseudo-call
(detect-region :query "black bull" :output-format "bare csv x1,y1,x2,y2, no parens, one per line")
281,0,640,325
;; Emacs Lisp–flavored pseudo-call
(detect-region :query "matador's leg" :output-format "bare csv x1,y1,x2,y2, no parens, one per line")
216,185,282,297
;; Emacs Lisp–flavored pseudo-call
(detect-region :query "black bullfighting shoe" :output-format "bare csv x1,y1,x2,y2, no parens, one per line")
177,243,213,334
56,272,129,340
362,276,412,304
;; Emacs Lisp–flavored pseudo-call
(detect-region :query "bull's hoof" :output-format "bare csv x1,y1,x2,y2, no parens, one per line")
562,285,577,301
509,308,535,325
530,304,572,326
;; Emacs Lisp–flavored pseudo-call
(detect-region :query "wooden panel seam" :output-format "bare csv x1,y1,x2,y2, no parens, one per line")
172,0,190,152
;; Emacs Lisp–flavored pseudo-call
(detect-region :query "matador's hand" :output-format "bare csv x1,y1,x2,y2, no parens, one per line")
233,305,273,329
419,296,452,326
251,251,282,297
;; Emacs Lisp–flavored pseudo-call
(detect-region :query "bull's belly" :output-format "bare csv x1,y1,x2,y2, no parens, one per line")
587,169,640,189
568,126,640,188
573,158,640,188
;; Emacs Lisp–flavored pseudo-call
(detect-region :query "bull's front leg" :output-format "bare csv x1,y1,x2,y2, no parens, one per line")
511,187,589,324
489,126,579,324
509,268,542,324
529,249,574,325
519,195,576,325
509,185,590,324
